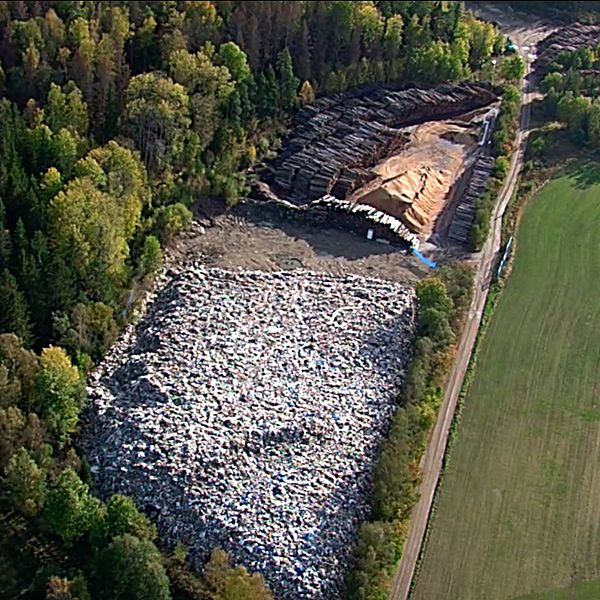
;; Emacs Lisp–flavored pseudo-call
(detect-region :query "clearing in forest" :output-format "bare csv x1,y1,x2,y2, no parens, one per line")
412,162,600,600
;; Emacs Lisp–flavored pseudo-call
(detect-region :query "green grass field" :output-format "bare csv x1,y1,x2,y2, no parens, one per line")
412,162,600,600
515,577,600,600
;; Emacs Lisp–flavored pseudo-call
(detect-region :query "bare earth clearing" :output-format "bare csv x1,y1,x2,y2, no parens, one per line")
173,214,429,284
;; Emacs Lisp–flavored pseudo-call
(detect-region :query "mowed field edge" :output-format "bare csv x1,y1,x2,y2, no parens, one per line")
412,162,600,600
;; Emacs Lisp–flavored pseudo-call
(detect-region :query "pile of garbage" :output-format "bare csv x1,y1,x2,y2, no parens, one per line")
81,265,416,599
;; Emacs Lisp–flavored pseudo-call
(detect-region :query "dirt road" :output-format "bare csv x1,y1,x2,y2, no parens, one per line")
388,11,541,600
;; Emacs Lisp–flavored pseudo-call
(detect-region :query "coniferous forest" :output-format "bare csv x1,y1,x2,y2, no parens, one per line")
0,2,504,599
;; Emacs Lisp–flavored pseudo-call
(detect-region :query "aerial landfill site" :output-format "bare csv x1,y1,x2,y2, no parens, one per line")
82,266,415,598
82,79,501,599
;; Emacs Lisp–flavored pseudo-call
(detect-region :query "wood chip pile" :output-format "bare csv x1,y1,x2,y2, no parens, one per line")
264,82,499,205
80,265,416,599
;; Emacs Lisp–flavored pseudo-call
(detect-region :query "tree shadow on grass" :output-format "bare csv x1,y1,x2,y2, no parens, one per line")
564,158,600,190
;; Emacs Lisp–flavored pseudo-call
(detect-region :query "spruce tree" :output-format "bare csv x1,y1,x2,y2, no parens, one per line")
0,268,32,345
276,47,300,113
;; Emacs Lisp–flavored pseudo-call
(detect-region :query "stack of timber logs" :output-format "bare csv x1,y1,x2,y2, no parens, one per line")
310,195,421,249
448,155,495,245
534,24,600,73
245,183,418,249
263,82,499,205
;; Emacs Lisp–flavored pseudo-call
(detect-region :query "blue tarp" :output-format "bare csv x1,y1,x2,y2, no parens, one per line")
411,247,437,269
496,236,513,278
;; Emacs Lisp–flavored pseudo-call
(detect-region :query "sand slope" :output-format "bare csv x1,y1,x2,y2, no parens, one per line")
351,121,477,234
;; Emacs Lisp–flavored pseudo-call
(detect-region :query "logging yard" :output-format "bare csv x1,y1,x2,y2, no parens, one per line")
254,81,501,253
411,162,600,600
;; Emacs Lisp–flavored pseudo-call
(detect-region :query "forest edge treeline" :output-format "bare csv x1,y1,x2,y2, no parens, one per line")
345,263,475,600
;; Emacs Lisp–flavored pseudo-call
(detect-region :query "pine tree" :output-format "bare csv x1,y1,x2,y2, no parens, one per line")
295,19,312,81
0,198,11,269
45,242,78,316
4,447,47,517
95,534,170,600
238,78,255,127
103,81,119,142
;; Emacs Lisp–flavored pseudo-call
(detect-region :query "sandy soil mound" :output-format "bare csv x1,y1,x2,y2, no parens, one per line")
351,121,477,234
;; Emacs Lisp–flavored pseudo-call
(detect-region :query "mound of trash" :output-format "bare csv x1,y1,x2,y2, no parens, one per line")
80,266,416,599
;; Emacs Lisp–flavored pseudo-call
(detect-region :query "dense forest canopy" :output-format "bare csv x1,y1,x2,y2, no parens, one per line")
540,45,600,148
0,2,505,599
497,1,600,21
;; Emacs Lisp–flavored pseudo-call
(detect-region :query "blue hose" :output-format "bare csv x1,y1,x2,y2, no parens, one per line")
411,247,437,269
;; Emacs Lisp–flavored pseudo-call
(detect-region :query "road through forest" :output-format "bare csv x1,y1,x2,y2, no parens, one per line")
388,8,545,599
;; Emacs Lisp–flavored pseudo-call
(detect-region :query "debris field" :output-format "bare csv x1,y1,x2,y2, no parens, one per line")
81,265,416,599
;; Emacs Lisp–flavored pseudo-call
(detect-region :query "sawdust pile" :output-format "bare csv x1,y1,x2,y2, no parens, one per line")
351,121,477,235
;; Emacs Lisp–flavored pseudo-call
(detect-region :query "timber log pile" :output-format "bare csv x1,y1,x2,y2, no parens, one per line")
534,24,600,73
310,195,421,249
263,82,499,205
448,155,495,245
246,183,420,248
